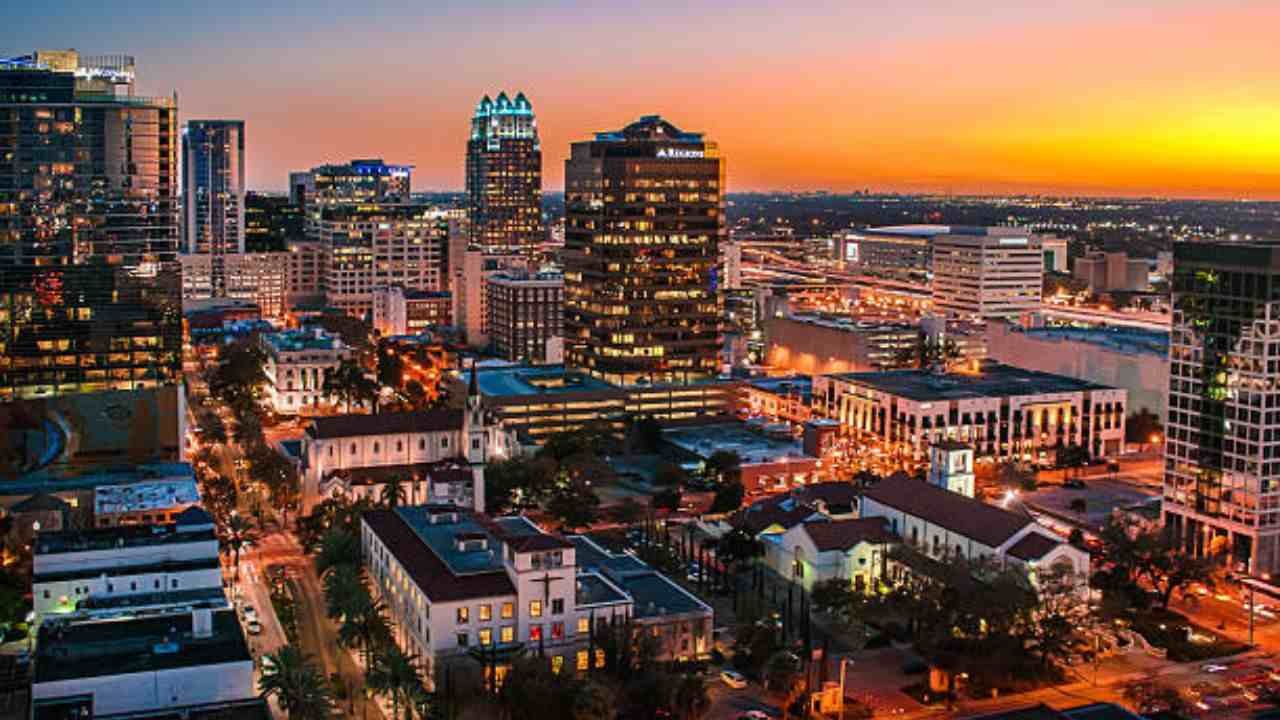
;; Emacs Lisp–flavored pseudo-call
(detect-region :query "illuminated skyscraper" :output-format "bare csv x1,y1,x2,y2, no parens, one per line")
182,119,245,296
563,115,725,386
0,51,181,401
465,92,542,253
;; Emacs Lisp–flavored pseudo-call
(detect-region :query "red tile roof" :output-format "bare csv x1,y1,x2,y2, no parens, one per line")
362,509,515,603
308,409,463,440
802,517,896,552
862,476,1032,548
1006,532,1063,561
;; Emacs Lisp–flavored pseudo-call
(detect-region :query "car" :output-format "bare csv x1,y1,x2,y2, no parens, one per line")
260,655,276,674
720,670,748,689
1202,663,1230,673
738,712,770,720
242,605,258,623
246,620,262,635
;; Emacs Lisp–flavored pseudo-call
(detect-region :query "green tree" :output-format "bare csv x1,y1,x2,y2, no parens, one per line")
315,528,361,577
546,479,601,531
367,645,425,720
652,488,681,512
380,476,409,508
1126,408,1163,449
997,460,1036,491
208,341,270,407
571,680,615,720
628,415,664,453
222,512,258,583
704,450,742,485
672,672,710,720
323,360,379,413
322,562,368,621
612,497,644,526
654,462,688,487
258,644,334,719
764,651,806,720
709,480,745,514
338,592,393,668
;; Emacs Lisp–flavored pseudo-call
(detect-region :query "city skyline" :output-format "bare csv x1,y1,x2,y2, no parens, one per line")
6,0,1279,200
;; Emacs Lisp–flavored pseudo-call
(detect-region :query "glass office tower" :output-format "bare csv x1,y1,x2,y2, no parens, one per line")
182,119,245,296
0,52,181,401
466,92,542,253
563,115,725,386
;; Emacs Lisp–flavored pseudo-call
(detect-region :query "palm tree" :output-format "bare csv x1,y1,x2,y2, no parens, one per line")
339,593,393,668
571,681,614,720
366,645,424,720
223,511,258,583
259,644,334,719
380,477,408,508
323,360,380,413
764,651,806,720
315,528,360,577
322,562,369,621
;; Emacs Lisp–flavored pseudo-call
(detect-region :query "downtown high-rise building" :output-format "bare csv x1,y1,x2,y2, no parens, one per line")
1163,240,1280,576
0,51,181,401
563,115,724,386
465,92,542,253
182,119,245,296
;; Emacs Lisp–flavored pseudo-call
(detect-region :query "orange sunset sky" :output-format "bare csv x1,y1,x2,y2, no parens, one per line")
8,0,1280,198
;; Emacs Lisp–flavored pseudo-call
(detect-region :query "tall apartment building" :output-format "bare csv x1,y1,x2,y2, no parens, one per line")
455,248,527,348
0,51,182,401
563,115,724,386
312,204,449,318
466,92,542,253
245,191,304,252
179,251,289,319
486,270,563,363
182,120,245,296
297,158,412,210
286,240,326,308
931,227,1043,320
1163,241,1280,576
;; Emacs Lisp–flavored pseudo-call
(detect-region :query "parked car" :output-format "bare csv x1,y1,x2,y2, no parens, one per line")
720,670,748,689
738,712,770,720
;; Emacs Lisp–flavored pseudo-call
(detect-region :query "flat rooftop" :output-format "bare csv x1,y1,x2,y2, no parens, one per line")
575,572,630,608
569,536,710,620
1009,324,1168,358
34,609,250,683
745,376,814,403
35,522,216,556
663,422,812,465
831,363,1111,402
262,328,345,353
474,365,620,398
94,477,200,515
396,506,508,576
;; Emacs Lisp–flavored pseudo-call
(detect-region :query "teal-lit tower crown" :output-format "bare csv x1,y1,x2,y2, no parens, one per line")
466,91,543,254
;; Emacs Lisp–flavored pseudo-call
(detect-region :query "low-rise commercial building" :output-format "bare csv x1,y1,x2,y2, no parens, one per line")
180,252,290,319
260,328,354,415
467,365,628,442
813,363,1127,464
486,270,563,363
1073,251,1150,293
32,506,221,618
93,476,201,527
32,606,261,720
986,321,1169,416
373,287,454,337
846,226,937,284
740,376,814,424
932,227,1043,320
663,421,820,493
763,517,895,593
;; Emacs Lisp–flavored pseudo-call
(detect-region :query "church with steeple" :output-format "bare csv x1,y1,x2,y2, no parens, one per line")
298,361,516,513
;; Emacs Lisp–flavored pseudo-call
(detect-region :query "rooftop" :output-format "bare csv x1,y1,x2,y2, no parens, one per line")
594,115,704,143
745,376,814,403
34,609,250,683
1005,532,1064,562
35,518,216,556
575,572,630,608
662,422,813,465
802,517,895,552
94,477,200,515
863,475,1034,548
1004,324,1169,358
362,507,516,603
736,494,824,535
307,409,463,440
831,363,1111,402
262,328,345,353
474,365,621,399
569,536,711,620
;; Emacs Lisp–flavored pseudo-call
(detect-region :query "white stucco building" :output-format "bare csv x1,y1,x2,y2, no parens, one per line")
260,327,355,415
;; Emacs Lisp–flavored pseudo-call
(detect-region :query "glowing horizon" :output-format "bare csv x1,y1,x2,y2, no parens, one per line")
7,1,1279,200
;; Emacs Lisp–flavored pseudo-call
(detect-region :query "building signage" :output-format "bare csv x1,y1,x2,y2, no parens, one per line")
656,147,704,159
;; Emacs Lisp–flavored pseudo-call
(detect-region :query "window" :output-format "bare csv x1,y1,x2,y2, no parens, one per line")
457,607,469,624
530,600,542,618
457,632,469,647
172,578,179,589
577,617,590,635
472,438,481,451
329,446,334,458
529,625,542,642
419,438,426,450
478,628,492,646
501,602,514,619
479,604,492,621
501,625,514,643
42,590,49,600
576,650,589,670
441,437,449,449
374,442,380,453
351,443,357,454
551,598,564,615
551,622,565,640
154,580,160,589
130,581,137,591
396,440,403,452
595,649,606,668
551,655,564,674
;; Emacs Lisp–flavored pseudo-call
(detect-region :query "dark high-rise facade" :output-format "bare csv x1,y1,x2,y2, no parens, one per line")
0,52,181,401
182,119,245,296
465,92,542,253
1163,241,1280,576
563,115,724,386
